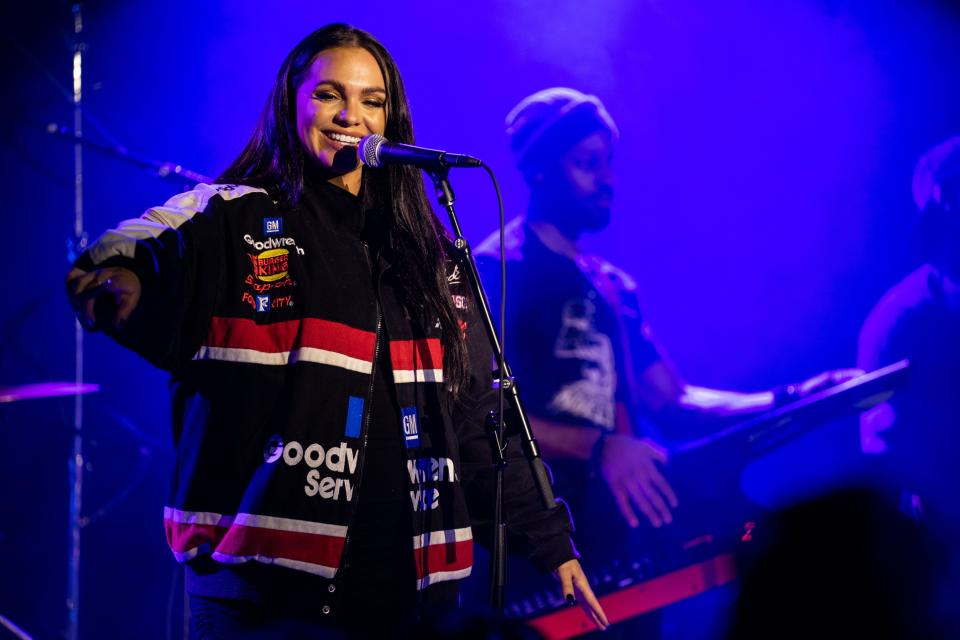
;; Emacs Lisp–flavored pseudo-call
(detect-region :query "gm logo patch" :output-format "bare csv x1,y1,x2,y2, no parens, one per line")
256,295,271,312
401,406,420,449
263,217,282,236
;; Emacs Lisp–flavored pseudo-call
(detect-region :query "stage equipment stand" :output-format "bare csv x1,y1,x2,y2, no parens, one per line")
67,6,86,639
59,6,210,637
426,167,554,614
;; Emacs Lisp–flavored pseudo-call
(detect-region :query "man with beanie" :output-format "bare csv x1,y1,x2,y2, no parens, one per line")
475,88,855,637
858,135,960,634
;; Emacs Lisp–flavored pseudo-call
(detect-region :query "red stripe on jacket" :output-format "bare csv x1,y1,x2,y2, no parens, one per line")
215,524,346,569
166,520,230,554
414,538,473,580
204,316,376,361
390,338,443,371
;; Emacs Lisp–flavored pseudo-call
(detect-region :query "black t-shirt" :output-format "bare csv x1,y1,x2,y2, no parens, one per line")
478,219,660,433
476,219,663,568
301,178,417,608
338,276,417,608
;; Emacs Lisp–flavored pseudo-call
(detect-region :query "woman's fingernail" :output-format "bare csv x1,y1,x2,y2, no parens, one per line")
566,594,577,607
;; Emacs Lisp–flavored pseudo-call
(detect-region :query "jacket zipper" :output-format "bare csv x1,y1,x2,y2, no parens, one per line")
336,243,383,580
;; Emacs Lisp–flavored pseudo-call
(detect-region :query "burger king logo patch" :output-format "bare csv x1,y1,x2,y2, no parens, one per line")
248,248,290,282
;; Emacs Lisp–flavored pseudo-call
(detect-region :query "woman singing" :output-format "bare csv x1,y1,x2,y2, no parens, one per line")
65,23,606,638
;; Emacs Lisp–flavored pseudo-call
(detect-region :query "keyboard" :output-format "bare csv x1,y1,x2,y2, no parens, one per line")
515,552,737,640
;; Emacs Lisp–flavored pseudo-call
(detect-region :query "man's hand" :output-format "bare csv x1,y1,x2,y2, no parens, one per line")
553,559,610,631
599,434,678,529
798,368,865,396
66,267,141,331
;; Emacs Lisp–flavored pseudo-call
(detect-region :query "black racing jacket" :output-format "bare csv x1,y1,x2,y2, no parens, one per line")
75,179,575,602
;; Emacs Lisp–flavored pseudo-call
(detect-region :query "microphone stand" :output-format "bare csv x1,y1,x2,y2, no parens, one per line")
426,167,555,614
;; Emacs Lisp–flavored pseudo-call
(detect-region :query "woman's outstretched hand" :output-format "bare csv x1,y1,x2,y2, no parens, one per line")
554,558,610,631
66,266,141,330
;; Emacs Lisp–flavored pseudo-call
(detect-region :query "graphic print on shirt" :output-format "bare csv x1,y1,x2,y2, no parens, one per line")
548,296,617,429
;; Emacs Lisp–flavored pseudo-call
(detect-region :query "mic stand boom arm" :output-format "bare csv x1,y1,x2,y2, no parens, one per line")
427,167,555,614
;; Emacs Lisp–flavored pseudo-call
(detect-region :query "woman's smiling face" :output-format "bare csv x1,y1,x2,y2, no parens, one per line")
295,47,387,185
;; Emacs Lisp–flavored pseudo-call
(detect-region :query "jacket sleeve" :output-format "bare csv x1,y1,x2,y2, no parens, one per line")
73,184,229,371
453,270,578,574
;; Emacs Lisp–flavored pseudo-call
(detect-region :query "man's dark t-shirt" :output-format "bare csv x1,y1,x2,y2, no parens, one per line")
476,218,661,558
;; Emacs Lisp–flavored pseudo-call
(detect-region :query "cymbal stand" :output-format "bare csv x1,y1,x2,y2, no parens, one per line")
67,5,86,639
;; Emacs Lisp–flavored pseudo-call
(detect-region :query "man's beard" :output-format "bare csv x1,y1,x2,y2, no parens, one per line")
580,204,612,232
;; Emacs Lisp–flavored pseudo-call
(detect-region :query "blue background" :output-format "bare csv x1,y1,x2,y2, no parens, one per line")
1,0,958,636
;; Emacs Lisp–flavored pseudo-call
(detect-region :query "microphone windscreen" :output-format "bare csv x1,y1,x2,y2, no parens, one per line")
359,134,386,168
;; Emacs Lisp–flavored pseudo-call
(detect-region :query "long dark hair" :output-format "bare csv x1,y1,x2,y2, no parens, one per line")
218,24,468,393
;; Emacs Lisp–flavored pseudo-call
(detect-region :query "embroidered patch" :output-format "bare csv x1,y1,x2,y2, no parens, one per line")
401,406,421,449
242,292,292,310
345,396,364,438
243,233,305,256
447,263,462,285
263,217,283,236
248,249,290,282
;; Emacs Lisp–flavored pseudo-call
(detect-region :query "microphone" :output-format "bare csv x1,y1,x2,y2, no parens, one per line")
359,134,482,170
